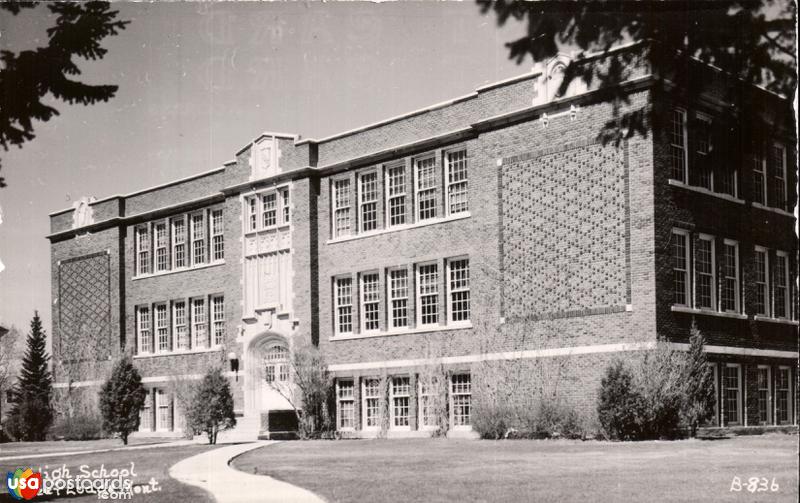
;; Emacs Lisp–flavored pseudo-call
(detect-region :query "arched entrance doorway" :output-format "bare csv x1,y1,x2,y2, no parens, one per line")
244,332,294,418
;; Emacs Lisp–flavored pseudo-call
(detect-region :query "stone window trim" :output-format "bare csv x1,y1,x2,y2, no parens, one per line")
670,107,689,183
334,274,354,336
336,379,356,431
671,228,692,308
358,170,380,233
720,239,741,314
243,185,291,236
387,266,410,330
384,161,407,229
773,251,790,320
359,270,381,334
416,261,440,328
752,147,767,206
331,175,353,239
450,372,472,430
775,366,794,426
769,142,788,212
134,294,225,358
756,365,772,426
753,245,770,318
692,112,714,191
136,305,152,355
414,153,438,222
361,377,383,431
447,256,471,324
418,376,438,431
280,187,291,225
390,375,411,431
722,363,742,427
693,233,716,311
154,302,170,353
443,146,469,217
171,215,187,270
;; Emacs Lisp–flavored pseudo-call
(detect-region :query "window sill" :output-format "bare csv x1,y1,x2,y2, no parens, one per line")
751,203,794,218
133,260,225,281
328,212,471,244
670,305,747,320
753,316,799,326
668,179,744,204
244,223,291,237
134,346,222,359
332,322,473,341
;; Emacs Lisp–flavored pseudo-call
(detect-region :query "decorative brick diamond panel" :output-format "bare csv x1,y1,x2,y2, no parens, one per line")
502,142,629,320
58,252,111,362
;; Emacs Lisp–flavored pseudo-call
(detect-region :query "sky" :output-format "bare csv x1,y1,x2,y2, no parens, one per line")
0,2,529,334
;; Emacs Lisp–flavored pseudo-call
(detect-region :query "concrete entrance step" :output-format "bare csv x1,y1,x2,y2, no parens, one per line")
217,416,261,443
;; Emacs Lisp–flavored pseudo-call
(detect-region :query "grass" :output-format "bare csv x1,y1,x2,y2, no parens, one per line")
0,444,217,503
233,433,799,503
0,437,173,457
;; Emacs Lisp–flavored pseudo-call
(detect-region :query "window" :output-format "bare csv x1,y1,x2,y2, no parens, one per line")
211,209,224,261
769,143,787,210
172,217,187,269
192,298,207,349
361,273,380,332
670,108,688,182
333,179,352,238
337,380,355,429
391,377,410,429
139,392,153,431
156,389,171,431
754,247,769,316
776,367,792,425
774,252,789,319
752,149,767,205
721,240,739,313
155,304,169,352
363,378,382,429
247,197,258,232
418,376,439,429
451,374,472,428
672,230,690,306
388,269,409,329
359,172,378,232
262,193,277,228
211,295,225,346
386,164,407,227
694,235,715,310
723,364,741,426
417,263,439,326
137,306,152,354
154,222,168,272
191,213,206,265
173,301,188,350
757,366,771,425
445,149,468,215
265,346,289,383
335,277,353,334
136,226,150,275
281,188,290,224
694,115,713,190
415,156,437,221
448,258,470,322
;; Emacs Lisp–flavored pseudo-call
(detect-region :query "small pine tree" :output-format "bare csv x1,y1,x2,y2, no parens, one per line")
8,312,53,441
99,356,147,445
597,359,642,440
681,320,715,437
187,367,236,444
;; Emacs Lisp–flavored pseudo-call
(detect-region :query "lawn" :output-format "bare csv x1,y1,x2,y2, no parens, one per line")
233,433,799,503
0,444,217,503
0,437,172,458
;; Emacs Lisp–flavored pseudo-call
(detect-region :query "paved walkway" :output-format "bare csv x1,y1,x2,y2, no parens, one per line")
169,441,325,503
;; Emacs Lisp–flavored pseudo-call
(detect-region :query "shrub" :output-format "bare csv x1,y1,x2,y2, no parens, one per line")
99,356,147,445
630,345,686,439
187,367,236,444
597,360,642,440
681,322,715,437
51,412,106,440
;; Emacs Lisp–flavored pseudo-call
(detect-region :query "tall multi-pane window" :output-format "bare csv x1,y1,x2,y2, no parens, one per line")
774,252,788,319
694,115,713,190
155,304,169,352
335,277,353,334
333,179,352,238
192,298,207,349
262,193,277,228
670,108,688,182
775,367,792,424
754,247,769,316
191,213,206,265
211,295,225,346
417,263,439,326
137,306,152,354
172,217,187,268
694,236,715,309
672,230,690,306
156,389,170,431
389,269,409,329
363,378,382,429
173,301,188,350
154,222,168,272
136,226,150,275
752,149,767,205
139,392,153,431
359,172,378,232
386,164,406,227
337,380,355,429
446,149,468,215
247,197,258,232
769,143,787,210
415,156,437,221
361,273,380,332
721,240,739,313
280,188,290,224
211,210,224,261
391,377,410,429
723,364,741,425
265,346,288,383
451,374,472,428
418,377,438,429
448,258,470,322
757,366,771,425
